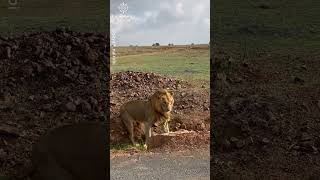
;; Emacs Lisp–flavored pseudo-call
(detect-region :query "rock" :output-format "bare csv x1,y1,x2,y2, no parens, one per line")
0,149,6,160
222,139,231,150
301,65,307,70
241,124,251,133
227,97,245,111
266,111,276,121
28,95,35,101
272,126,280,135
64,102,77,112
42,104,52,111
89,96,98,107
32,62,43,73
99,113,106,122
236,140,245,149
197,122,206,131
0,125,19,137
6,46,12,58
293,76,304,84
65,45,72,55
180,123,187,130
261,138,270,145
85,49,98,64
74,97,82,106
255,118,268,128
43,95,49,100
230,137,239,143
300,133,312,141
80,100,92,113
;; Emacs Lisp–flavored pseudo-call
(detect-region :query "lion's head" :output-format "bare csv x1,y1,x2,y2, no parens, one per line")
151,89,174,114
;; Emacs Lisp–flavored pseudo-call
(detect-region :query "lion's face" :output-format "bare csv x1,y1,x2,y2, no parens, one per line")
152,89,174,113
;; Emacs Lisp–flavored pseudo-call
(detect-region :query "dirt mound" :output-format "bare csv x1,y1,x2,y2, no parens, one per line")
110,71,210,146
0,29,109,177
212,50,320,178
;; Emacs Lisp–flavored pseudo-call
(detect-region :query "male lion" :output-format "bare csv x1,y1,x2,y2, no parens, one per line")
120,89,174,149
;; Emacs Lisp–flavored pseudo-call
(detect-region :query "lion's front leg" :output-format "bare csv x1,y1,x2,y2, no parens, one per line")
163,120,170,133
143,121,153,150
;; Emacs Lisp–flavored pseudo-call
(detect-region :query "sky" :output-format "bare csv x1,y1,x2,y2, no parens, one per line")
111,0,210,46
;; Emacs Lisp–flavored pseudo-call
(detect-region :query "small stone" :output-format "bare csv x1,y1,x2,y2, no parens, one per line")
301,133,312,141
0,125,19,137
0,149,6,160
6,46,11,59
223,139,231,150
99,113,106,122
43,59,55,69
65,102,77,112
175,123,181,128
43,95,49,100
28,95,35,101
230,137,239,143
236,140,245,149
85,49,98,64
42,104,52,111
80,100,92,113
39,111,45,118
293,76,304,84
272,126,280,135
89,96,98,107
74,97,82,106
262,138,270,145
65,45,72,54
197,122,206,131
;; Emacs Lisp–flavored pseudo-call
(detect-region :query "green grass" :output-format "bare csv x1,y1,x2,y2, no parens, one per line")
213,0,320,56
0,0,107,35
111,46,210,87
110,142,147,152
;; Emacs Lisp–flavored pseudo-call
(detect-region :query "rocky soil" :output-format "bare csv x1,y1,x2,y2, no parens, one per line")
0,29,210,178
110,71,210,148
0,29,109,178
212,49,320,179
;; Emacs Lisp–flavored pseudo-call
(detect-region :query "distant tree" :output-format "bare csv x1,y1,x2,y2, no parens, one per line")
191,43,194,46
155,43,160,46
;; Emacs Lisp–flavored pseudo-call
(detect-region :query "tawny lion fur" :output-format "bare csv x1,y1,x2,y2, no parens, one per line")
120,89,174,149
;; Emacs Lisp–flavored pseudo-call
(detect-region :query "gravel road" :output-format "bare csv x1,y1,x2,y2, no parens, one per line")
111,151,210,180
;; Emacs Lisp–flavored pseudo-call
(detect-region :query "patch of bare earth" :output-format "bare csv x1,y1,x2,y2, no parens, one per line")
110,71,210,154
212,49,320,179
0,29,109,178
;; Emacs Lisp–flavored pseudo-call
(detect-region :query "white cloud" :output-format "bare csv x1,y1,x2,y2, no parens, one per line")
111,0,210,46
175,2,184,17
